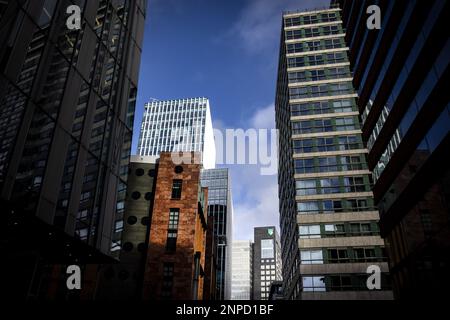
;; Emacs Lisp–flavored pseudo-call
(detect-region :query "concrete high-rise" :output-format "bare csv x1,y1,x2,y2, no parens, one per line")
0,0,146,298
231,240,253,300
252,227,282,300
201,168,233,300
334,0,450,299
137,97,216,169
275,7,392,299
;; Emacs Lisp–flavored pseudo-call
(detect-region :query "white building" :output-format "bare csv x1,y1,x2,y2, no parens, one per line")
231,240,253,300
137,97,216,169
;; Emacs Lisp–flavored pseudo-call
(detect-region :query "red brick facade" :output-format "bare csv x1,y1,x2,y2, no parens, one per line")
142,152,210,300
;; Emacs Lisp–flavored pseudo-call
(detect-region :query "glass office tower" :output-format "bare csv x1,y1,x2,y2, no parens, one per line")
335,0,450,298
0,0,146,298
137,97,216,169
275,7,392,299
201,168,233,300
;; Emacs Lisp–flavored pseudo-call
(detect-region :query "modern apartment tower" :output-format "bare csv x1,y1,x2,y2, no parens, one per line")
334,0,450,298
0,0,146,298
275,7,392,299
231,240,253,300
201,168,233,300
253,227,282,300
137,97,216,169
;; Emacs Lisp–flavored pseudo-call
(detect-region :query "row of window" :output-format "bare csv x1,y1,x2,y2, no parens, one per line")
289,82,354,100
287,51,347,68
287,38,344,54
288,67,351,83
294,155,367,175
300,247,386,264
295,176,370,196
297,198,375,214
293,135,363,154
291,116,359,135
302,273,389,292
286,25,342,40
290,99,354,116
299,221,379,239
285,12,339,27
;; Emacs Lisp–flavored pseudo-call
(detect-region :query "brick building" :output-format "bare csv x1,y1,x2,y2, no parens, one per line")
142,152,211,300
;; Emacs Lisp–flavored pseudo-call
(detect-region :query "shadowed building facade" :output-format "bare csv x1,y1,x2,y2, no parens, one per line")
334,0,450,299
0,0,146,299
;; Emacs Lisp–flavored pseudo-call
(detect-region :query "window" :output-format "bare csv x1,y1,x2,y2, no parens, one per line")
294,158,314,174
330,275,352,291
300,250,323,264
350,223,373,236
171,179,182,199
166,209,179,252
297,201,319,214
316,137,335,152
324,224,345,236
310,69,326,81
261,239,274,259
293,139,313,153
318,157,338,172
354,248,377,262
319,178,340,194
347,199,369,211
302,276,325,292
328,248,349,263
341,156,364,170
299,225,321,239
161,263,174,299
296,179,317,196
344,176,366,192
338,136,360,150
335,117,357,131
323,200,343,213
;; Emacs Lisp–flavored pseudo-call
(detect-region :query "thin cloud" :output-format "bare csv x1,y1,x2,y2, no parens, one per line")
229,0,330,55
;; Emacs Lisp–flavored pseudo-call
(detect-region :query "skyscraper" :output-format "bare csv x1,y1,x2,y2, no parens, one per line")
231,240,253,300
201,168,233,300
137,97,216,169
334,0,450,298
253,227,282,300
0,0,146,298
275,7,392,299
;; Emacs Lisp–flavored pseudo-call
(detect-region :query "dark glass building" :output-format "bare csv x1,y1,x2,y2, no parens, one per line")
334,0,450,298
201,168,233,300
0,0,146,299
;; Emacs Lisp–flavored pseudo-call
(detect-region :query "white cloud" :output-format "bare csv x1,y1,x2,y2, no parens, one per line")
250,103,275,128
230,164,279,241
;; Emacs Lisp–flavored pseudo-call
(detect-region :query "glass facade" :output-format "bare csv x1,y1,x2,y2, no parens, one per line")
200,168,233,300
336,0,450,298
137,97,216,169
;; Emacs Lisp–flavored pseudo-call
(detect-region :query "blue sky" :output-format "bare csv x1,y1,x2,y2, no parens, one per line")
133,0,330,241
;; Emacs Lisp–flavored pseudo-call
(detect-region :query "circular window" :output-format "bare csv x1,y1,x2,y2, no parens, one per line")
122,242,133,252
118,270,129,281
148,169,156,177
174,166,183,174
137,242,147,253
141,217,150,226
144,192,153,201
135,168,144,176
131,191,141,200
127,216,137,225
